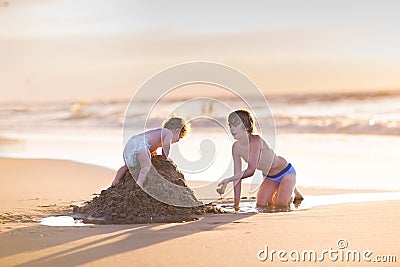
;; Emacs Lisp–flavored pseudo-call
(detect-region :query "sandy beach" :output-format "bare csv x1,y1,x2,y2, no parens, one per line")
0,158,399,266
2,1,400,266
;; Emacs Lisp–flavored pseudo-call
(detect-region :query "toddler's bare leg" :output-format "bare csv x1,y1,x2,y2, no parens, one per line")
135,149,152,188
112,165,128,186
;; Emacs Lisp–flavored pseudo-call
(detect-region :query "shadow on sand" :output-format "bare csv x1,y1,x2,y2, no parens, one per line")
0,212,254,267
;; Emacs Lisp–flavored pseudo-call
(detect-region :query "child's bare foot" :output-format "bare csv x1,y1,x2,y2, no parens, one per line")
294,187,304,201
111,178,121,187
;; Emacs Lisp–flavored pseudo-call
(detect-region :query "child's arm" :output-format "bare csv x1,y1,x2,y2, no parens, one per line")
232,145,242,211
218,137,261,188
161,129,173,159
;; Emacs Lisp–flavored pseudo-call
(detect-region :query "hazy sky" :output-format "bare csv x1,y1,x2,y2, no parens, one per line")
1,0,400,102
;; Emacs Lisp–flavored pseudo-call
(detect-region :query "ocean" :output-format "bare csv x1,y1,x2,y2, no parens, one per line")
1,90,400,191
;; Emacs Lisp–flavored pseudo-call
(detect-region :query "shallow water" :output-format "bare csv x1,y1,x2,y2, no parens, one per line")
216,191,400,213
40,216,93,227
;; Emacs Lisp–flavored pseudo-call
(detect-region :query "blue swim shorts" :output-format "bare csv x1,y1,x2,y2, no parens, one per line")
263,163,296,184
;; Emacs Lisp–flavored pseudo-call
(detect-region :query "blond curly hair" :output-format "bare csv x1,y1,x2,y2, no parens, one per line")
162,116,190,139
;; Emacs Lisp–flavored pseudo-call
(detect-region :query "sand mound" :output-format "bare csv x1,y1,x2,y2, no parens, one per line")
73,156,225,224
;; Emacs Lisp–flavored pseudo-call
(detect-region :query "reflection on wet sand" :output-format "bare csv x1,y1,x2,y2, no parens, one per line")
216,191,400,213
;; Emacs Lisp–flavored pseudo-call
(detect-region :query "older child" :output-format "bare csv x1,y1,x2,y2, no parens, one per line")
217,110,303,210
112,116,190,188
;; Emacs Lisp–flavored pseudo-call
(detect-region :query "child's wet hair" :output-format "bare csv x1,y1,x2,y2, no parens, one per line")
162,116,190,138
227,110,254,133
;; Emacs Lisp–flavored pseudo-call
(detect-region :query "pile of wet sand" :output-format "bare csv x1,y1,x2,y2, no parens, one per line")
74,156,225,224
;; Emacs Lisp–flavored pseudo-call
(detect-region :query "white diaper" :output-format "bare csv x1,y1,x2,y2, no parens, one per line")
123,135,150,167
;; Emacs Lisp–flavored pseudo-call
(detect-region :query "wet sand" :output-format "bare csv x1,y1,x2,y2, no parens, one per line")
0,158,399,266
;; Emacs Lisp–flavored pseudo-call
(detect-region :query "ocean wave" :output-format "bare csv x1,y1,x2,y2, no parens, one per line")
273,115,400,135
269,90,400,104
1,90,400,135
